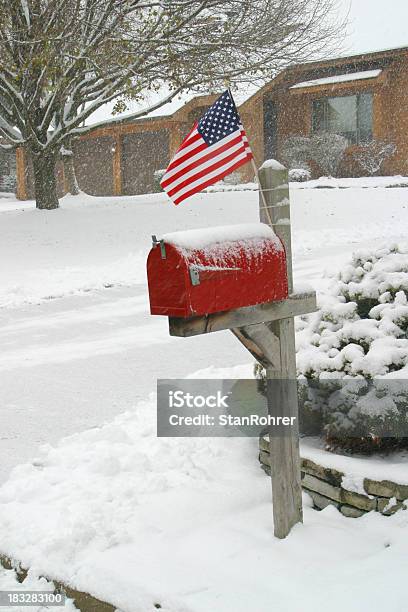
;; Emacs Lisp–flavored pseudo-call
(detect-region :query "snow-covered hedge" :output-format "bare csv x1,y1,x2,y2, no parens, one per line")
153,169,166,192
0,174,16,193
289,168,311,182
296,244,408,452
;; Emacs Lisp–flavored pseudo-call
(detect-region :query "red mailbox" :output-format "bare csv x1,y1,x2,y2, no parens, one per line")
147,223,288,318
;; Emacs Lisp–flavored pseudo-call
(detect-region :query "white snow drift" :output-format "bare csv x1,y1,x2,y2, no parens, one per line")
0,395,407,612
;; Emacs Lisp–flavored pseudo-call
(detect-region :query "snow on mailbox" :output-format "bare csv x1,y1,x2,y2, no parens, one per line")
147,223,288,318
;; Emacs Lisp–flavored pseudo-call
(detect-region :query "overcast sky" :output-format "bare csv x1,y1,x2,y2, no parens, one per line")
88,0,408,124
344,0,408,54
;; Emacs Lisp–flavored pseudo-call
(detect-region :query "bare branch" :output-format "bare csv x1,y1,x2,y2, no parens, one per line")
0,0,346,153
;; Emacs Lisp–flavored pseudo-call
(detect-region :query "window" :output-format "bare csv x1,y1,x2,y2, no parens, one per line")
312,93,373,144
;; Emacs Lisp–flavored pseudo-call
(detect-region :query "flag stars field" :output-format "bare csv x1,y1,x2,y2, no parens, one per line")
160,90,253,204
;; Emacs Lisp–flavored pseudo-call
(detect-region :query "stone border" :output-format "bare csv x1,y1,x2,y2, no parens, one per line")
0,555,117,612
259,435,408,518
0,555,163,612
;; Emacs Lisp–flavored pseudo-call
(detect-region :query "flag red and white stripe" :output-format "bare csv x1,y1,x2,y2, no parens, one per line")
160,91,253,205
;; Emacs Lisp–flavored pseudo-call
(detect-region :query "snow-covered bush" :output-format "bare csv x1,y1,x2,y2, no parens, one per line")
309,132,348,177
353,140,397,176
0,174,16,193
222,169,243,185
281,132,348,178
289,168,311,182
281,136,311,171
296,244,408,452
153,169,166,192
256,245,408,453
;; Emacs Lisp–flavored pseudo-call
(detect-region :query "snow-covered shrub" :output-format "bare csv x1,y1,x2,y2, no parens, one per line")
281,132,348,178
153,169,166,192
309,132,348,177
296,244,408,452
0,174,16,193
281,136,311,171
353,140,397,176
289,168,311,182
222,169,243,185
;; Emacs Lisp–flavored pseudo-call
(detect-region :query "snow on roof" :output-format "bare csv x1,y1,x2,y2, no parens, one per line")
84,44,406,129
290,69,382,90
162,223,280,251
328,43,408,61
85,84,259,128
84,94,190,127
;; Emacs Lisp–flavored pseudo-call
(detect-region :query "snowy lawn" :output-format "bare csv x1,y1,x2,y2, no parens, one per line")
1,183,408,309
0,395,407,612
291,174,408,189
0,567,77,612
0,185,408,611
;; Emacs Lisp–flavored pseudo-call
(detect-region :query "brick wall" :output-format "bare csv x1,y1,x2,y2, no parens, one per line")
73,136,115,196
121,130,170,195
240,51,408,178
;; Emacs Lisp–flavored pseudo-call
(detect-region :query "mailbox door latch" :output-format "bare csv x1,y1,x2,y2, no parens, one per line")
189,266,200,286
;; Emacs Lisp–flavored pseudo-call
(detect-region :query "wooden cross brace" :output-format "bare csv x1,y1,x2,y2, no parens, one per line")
168,291,316,338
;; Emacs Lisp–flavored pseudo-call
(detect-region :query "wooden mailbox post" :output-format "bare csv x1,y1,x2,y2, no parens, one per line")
168,161,317,539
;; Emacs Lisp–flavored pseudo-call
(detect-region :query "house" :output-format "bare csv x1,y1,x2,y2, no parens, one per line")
15,45,408,199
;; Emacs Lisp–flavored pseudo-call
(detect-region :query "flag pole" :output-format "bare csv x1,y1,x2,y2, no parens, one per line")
226,87,274,228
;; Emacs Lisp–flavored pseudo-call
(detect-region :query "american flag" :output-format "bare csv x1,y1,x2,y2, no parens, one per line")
160,90,253,205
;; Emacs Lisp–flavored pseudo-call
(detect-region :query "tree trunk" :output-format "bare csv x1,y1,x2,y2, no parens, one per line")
62,143,80,195
32,152,59,210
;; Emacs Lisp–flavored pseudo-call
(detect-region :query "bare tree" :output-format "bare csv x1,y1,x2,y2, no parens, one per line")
0,0,345,209
309,132,348,177
353,140,397,176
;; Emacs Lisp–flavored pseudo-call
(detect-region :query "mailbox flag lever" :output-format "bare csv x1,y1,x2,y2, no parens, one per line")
151,235,166,259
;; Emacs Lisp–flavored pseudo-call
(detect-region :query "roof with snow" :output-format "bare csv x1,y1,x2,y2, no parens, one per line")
290,69,382,90
83,43,408,133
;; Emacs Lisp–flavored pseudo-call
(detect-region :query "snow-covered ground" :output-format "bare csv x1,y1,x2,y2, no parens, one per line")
1,394,407,612
292,175,408,189
0,185,407,479
0,185,408,611
0,567,77,612
1,182,407,309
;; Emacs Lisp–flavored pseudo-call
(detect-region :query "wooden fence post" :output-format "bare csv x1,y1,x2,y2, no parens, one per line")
258,160,303,539
167,158,316,538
